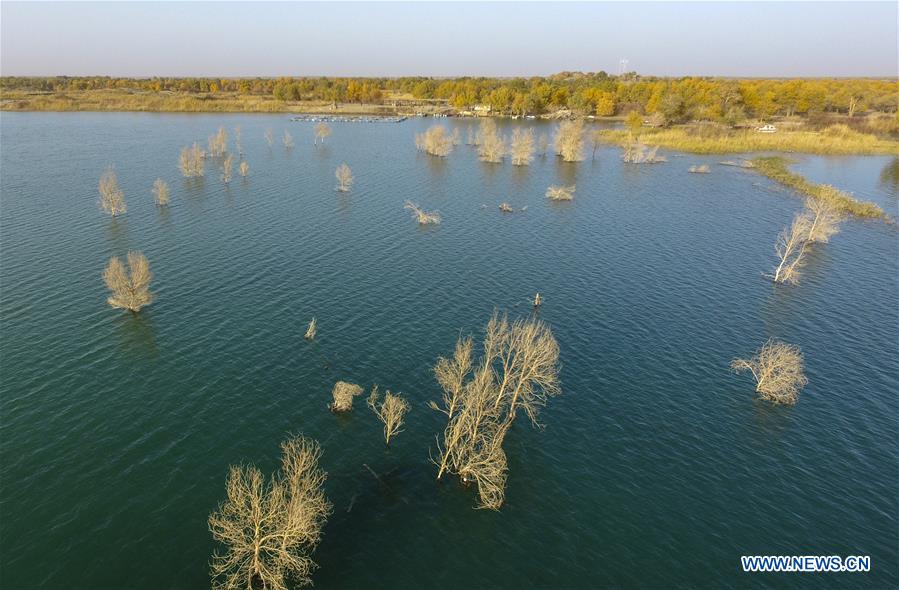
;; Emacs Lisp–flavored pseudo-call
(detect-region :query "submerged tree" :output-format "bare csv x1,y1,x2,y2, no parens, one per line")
179,142,205,177
537,133,549,157
546,185,576,201
772,211,812,285
367,386,410,446
152,178,170,206
404,201,441,225
622,138,666,163
99,167,127,216
239,161,249,178
233,126,243,155
477,119,505,163
283,130,295,149
208,127,228,158
314,123,332,145
414,125,454,157
554,120,585,162
304,317,317,340
208,435,331,590
590,129,604,161
805,198,841,244
103,251,153,312
264,128,274,147
510,128,535,166
688,165,711,174
335,163,353,192
731,339,808,404
222,154,234,184
330,381,363,412
431,313,561,510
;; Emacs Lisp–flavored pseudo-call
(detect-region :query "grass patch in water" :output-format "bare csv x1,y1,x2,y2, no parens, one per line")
598,124,899,156
751,156,887,219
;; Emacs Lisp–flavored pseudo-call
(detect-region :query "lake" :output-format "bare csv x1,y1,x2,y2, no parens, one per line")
1,112,896,589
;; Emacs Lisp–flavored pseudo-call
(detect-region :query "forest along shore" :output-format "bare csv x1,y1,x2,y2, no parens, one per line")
2,75,897,155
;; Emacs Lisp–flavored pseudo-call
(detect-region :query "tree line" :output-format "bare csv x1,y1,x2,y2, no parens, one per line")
3,74,895,121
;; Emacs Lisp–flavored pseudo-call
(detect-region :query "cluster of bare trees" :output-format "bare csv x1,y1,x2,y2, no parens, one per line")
404,201,441,225
772,198,841,285
335,163,353,192
209,435,331,590
415,125,455,157
731,189,841,404
732,339,808,404
431,314,561,510
98,167,127,216
103,251,154,312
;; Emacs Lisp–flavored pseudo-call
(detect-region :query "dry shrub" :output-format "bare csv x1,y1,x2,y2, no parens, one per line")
152,178,170,205
208,435,331,590
546,185,575,201
622,137,666,163
510,128,535,166
415,125,454,157
335,163,353,192
99,167,127,216
103,251,153,312
554,120,585,162
431,313,561,510
499,203,514,213
330,381,363,412
404,201,441,225
367,386,410,445
304,317,316,340
179,142,205,177
731,339,808,404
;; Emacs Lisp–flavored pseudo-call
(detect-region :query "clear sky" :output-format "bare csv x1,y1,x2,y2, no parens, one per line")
1,1,896,78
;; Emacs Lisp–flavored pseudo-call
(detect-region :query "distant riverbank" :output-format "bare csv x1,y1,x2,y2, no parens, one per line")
3,88,897,156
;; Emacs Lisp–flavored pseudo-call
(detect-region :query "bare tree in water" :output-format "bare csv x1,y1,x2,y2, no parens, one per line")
209,435,331,590
732,339,808,404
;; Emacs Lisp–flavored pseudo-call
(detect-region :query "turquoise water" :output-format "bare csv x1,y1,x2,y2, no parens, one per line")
1,113,896,589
